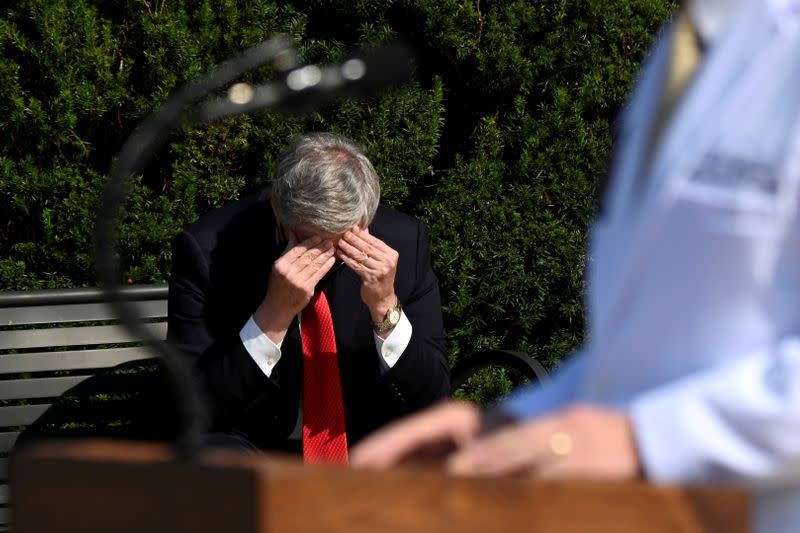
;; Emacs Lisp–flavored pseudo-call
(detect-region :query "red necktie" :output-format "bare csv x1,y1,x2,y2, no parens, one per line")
301,290,348,464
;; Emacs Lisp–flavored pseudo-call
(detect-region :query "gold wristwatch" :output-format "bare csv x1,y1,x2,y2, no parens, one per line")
373,300,402,333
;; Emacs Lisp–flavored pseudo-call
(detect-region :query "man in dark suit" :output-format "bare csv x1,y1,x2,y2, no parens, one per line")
167,132,450,458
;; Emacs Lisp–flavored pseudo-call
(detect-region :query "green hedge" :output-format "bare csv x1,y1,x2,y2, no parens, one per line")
0,0,675,392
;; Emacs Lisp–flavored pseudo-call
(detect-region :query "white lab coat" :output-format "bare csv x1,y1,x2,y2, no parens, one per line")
501,1,800,531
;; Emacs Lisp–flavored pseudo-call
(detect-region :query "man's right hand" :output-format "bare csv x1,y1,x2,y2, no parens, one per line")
350,400,483,469
254,232,336,344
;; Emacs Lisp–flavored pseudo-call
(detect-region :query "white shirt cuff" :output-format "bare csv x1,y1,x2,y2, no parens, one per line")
239,315,282,377
239,309,413,378
374,310,412,373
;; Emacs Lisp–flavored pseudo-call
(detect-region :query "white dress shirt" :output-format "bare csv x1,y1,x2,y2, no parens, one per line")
239,309,412,377
500,1,800,532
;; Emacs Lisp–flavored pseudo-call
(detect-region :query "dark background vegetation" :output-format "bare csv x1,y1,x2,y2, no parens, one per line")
0,0,675,399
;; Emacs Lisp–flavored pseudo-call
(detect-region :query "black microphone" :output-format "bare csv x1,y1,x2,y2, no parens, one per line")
191,41,414,122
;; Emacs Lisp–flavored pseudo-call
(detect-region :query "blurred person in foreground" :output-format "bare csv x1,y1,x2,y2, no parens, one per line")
352,1,800,531
168,132,449,461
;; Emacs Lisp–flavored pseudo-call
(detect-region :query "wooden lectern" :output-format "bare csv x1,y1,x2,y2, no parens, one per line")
10,439,748,533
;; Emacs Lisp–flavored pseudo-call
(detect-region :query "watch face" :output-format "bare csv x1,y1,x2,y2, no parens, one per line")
388,307,401,324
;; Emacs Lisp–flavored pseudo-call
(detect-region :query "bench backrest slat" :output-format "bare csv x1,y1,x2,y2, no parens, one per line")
0,405,51,428
0,347,158,374
0,299,168,327
0,322,167,351
0,285,168,308
0,376,91,401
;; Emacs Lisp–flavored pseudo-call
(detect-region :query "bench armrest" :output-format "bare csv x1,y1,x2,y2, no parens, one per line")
450,349,549,396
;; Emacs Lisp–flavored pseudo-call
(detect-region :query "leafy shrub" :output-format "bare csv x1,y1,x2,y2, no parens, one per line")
0,0,675,401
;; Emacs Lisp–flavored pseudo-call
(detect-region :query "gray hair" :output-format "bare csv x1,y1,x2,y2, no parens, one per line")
271,132,381,234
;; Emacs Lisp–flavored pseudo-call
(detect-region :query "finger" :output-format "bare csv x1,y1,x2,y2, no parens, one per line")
284,234,323,261
337,236,365,259
351,401,481,469
346,232,398,272
297,239,334,266
336,248,367,276
336,246,378,277
306,255,336,286
534,457,574,480
337,236,376,268
298,243,335,278
352,226,392,253
446,422,549,477
351,410,458,469
342,227,372,252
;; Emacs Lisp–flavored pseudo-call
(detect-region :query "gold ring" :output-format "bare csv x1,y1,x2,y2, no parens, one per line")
548,431,573,457
361,253,369,263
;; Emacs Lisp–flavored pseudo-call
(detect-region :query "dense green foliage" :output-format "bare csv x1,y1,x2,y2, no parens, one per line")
1,0,675,391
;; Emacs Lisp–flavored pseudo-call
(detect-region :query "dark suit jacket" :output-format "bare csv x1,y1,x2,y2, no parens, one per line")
167,189,450,451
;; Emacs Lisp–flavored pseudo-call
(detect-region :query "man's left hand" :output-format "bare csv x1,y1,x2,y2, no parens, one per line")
336,226,399,325
446,405,643,480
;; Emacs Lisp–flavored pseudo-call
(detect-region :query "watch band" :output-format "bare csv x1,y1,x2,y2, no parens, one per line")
373,300,402,333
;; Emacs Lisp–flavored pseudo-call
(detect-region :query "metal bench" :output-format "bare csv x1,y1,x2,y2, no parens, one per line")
0,285,168,531
0,284,548,532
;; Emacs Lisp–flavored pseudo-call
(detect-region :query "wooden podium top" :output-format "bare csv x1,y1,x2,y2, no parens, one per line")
10,439,749,533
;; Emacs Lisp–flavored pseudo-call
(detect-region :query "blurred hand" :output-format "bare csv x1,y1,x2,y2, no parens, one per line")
352,402,642,482
446,405,642,480
254,231,336,342
336,226,399,325
350,400,483,469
